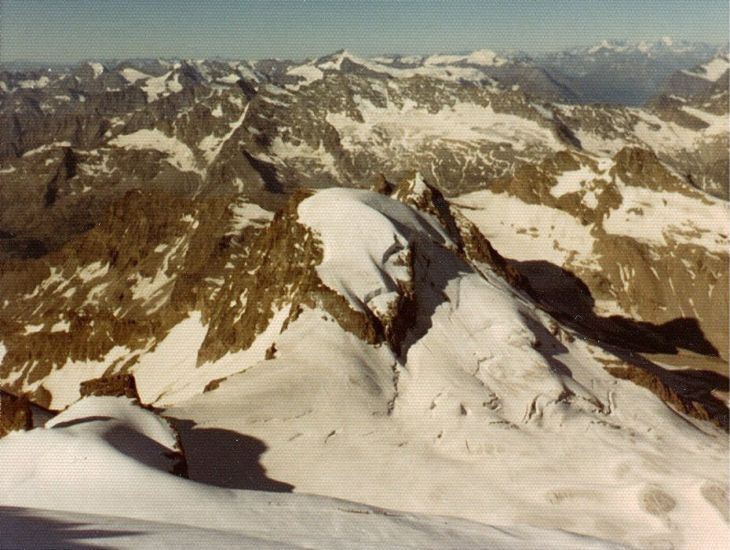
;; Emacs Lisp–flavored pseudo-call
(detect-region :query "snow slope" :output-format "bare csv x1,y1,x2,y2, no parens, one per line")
0,397,622,549
283,50,505,90
682,55,730,81
455,189,597,265
325,98,561,155
298,187,453,312
160,188,729,550
1,186,726,549
424,49,506,67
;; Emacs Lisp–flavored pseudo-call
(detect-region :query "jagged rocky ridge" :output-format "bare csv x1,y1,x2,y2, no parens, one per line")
1,170,724,420
0,174,522,407
0,50,726,273
0,49,726,265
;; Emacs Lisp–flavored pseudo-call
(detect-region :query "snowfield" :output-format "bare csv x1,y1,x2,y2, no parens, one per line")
298,187,454,311
285,50,504,89
160,187,726,550
455,189,598,266
0,185,727,549
0,397,625,549
325,98,562,155
682,55,730,81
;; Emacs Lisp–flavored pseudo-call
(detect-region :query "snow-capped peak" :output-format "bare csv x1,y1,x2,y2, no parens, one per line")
87,62,105,78
317,49,369,71
582,37,709,57
587,40,627,54
683,54,730,81
464,49,506,66
297,187,453,313
423,49,506,67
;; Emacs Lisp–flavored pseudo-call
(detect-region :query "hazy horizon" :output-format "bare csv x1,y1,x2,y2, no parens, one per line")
2,39,729,67
2,0,728,63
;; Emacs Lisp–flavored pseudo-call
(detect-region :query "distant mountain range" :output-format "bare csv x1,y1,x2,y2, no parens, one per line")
3,38,726,104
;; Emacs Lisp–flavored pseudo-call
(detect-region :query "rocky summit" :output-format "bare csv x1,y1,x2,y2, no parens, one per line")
0,40,728,550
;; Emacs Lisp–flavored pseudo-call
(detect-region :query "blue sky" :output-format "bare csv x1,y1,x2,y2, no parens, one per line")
2,0,728,62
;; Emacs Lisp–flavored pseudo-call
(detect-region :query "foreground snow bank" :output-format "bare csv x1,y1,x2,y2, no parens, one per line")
0,396,623,549
1,396,185,480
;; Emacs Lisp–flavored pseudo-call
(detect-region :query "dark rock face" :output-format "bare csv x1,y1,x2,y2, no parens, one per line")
604,363,728,431
79,373,139,399
0,189,237,406
657,59,729,101
0,391,32,437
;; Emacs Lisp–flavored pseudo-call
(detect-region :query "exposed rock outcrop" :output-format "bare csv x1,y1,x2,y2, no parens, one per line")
0,390,32,438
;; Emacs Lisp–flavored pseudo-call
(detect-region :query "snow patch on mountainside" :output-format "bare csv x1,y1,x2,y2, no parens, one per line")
141,71,183,102
455,190,597,266
632,109,726,152
39,346,131,410
140,307,292,406
21,141,72,157
110,129,203,174
603,181,729,252
266,136,339,174
132,313,209,404
683,56,730,81
424,49,506,67
17,76,50,89
549,164,600,198
120,67,151,83
326,99,561,155
131,232,191,310
285,63,325,89
227,200,274,233
198,103,249,164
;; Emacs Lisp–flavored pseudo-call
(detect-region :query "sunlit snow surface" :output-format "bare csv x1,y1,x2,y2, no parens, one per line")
163,189,727,550
681,55,730,81
325,98,561,155
1,189,727,549
0,398,624,549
